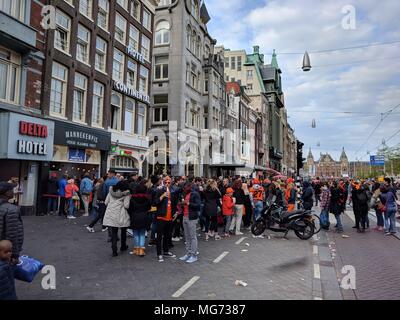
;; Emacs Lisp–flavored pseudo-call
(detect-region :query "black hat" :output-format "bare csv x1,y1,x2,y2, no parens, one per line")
0,182,16,195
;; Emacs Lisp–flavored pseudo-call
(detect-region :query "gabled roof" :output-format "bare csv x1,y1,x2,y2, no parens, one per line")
260,65,276,81
226,82,241,95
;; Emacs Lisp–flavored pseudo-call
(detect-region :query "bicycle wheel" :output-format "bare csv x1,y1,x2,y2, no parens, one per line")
311,213,322,234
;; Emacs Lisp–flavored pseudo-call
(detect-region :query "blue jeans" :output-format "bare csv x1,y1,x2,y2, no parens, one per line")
335,214,343,231
384,207,397,233
375,208,384,227
253,201,263,221
133,229,146,248
68,198,75,216
224,215,233,233
320,208,330,227
47,197,58,213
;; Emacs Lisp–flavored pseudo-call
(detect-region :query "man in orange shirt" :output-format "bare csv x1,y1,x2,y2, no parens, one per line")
153,176,179,262
250,179,264,222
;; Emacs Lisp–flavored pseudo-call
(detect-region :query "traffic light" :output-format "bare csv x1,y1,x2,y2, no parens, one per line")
296,140,305,174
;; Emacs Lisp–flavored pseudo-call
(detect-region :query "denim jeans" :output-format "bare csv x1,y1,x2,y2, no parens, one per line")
224,215,233,233
320,208,330,227
384,207,397,233
68,198,75,216
47,197,58,213
183,217,198,257
253,201,263,222
375,208,384,227
335,214,343,231
133,229,146,248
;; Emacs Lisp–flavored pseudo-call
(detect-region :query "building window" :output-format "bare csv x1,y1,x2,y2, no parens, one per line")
247,70,253,80
79,0,92,19
116,0,128,10
191,30,196,53
0,0,25,21
153,95,168,123
127,59,137,88
213,72,218,97
141,35,150,61
111,92,122,130
204,75,209,93
196,36,201,57
131,0,140,21
155,20,170,45
73,73,87,122
190,63,197,89
113,48,125,82
237,56,242,71
77,24,90,64
204,45,210,58
136,103,146,135
139,66,149,94
225,57,229,68
231,57,235,70
97,0,109,30
142,8,151,31
154,56,168,81
186,25,191,49
128,24,139,51
54,10,71,53
50,62,68,117
154,107,168,123
158,0,172,6
246,83,253,91
92,81,104,126
125,98,135,134
95,37,107,72
0,47,20,104
115,13,127,44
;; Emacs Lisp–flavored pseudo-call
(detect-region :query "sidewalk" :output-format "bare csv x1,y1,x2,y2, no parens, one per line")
323,206,400,300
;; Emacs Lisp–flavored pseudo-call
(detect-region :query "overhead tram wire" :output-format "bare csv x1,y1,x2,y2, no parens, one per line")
354,103,400,159
359,128,400,160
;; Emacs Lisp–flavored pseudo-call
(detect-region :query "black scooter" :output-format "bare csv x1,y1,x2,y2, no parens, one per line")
251,201,315,240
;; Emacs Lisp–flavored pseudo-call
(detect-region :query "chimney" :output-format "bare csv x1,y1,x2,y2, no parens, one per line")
253,45,259,54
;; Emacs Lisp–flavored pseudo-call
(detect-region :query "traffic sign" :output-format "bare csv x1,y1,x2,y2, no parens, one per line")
370,155,385,166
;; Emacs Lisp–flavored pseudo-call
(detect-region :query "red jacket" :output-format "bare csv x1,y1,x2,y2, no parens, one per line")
222,195,235,216
65,184,79,199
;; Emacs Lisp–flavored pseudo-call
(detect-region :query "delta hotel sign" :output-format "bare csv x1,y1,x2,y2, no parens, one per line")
18,121,48,156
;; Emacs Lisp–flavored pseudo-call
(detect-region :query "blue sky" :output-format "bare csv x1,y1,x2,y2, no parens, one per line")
205,0,400,161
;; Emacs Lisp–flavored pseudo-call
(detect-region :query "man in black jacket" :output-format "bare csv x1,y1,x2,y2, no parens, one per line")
302,181,314,210
0,182,24,266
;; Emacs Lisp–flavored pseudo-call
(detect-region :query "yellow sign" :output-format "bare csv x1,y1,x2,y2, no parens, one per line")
378,176,385,182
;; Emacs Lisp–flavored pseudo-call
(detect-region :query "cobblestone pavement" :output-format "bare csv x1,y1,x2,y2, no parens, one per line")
16,214,319,300
316,206,400,300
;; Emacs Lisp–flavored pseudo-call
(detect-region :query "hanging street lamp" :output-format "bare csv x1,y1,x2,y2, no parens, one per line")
302,51,311,72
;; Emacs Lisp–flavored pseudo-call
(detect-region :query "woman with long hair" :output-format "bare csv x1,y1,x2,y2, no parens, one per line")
202,179,222,241
103,180,131,256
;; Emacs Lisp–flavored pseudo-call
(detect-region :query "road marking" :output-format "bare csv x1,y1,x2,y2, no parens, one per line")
345,211,355,223
312,234,319,241
213,251,229,263
172,276,200,298
314,263,321,279
314,297,323,300
235,237,246,245
313,245,318,255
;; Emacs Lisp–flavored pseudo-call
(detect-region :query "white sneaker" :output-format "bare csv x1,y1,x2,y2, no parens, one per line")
86,226,95,233
172,237,180,242
83,213,89,217
67,216,76,219
215,235,222,240
236,231,244,235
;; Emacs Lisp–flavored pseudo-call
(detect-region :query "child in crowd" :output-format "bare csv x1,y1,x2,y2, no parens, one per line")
222,188,235,237
0,240,17,300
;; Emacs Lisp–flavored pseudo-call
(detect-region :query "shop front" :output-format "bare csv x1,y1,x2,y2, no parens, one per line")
48,120,111,179
0,111,54,215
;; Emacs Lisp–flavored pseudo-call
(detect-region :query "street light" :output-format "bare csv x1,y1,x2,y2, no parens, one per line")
302,51,311,72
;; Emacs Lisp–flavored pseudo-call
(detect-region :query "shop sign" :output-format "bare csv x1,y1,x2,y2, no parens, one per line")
0,112,54,161
68,148,85,162
119,149,133,156
54,120,111,151
113,81,150,104
126,47,145,64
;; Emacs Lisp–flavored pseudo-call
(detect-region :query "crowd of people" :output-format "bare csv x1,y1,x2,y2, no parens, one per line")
0,170,399,299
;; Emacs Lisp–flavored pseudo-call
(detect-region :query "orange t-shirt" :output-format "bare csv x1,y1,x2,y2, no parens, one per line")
250,187,264,201
158,188,173,221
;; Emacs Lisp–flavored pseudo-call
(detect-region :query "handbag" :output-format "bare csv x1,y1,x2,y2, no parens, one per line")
14,255,44,283
72,190,80,201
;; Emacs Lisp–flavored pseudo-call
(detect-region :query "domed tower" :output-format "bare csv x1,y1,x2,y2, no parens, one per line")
340,147,349,176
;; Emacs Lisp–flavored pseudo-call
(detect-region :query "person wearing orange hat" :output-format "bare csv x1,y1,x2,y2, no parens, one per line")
222,188,235,237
